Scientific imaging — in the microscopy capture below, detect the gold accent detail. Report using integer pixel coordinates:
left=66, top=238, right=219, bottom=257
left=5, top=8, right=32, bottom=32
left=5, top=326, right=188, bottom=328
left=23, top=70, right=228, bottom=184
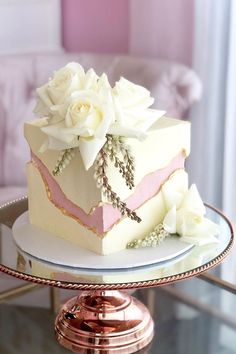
left=46, top=187, right=52, bottom=200
left=29, top=150, right=186, bottom=237
left=17, top=252, right=26, bottom=272
left=31, top=150, right=186, bottom=216
left=102, top=168, right=186, bottom=235
left=61, top=208, right=67, bottom=215
left=88, top=149, right=187, bottom=213
left=33, top=164, right=103, bottom=238
left=30, top=157, right=186, bottom=238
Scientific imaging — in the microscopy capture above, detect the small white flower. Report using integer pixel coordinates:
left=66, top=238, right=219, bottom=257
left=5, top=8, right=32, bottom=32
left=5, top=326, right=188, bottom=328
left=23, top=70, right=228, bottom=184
left=162, top=184, right=219, bottom=245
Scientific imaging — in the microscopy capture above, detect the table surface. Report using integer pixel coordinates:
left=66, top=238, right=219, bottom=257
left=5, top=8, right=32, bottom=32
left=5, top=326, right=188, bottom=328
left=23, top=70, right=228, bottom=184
left=0, top=278, right=236, bottom=354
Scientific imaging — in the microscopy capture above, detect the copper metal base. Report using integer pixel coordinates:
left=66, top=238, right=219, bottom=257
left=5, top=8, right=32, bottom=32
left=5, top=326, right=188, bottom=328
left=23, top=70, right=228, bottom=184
left=55, top=290, right=154, bottom=353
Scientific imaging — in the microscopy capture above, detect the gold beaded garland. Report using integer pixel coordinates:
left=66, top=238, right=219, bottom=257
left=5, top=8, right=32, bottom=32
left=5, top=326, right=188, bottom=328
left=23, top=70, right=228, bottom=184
left=127, top=223, right=171, bottom=249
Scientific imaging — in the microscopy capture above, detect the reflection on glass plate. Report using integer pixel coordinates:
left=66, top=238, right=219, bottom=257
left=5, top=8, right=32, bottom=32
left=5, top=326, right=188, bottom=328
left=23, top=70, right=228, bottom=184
left=0, top=204, right=233, bottom=287
left=12, top=211, right=194, bottom=270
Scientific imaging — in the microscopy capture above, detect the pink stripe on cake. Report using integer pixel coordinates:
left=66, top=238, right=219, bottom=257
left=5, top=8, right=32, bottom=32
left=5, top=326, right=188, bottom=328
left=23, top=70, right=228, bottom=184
left=32, top=152, right=185, bottom=234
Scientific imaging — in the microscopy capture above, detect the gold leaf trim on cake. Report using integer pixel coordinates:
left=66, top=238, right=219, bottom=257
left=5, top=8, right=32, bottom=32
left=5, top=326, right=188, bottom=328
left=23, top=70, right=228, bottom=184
left=102, top=168, right=186, bottom=235
left=32, top=161, right=185, bottom=238
left=88, top=149, right=186, bottom=214
left=30, top=152, right=186, bottom=237
left=31, top=160, right=103, bottom=238
left=33, top=148, right=186, bottom=216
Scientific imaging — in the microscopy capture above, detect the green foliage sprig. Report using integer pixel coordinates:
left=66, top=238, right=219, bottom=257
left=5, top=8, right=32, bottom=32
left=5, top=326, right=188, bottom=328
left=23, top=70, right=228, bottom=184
left=94, top=137, right=141, bottom=223
left=52, top=148, right=75, bottom=176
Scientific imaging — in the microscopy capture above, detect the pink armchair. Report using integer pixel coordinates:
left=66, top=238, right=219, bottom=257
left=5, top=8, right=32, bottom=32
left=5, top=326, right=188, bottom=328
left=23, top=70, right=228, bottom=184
left=0, top=53, right=201, bottom=204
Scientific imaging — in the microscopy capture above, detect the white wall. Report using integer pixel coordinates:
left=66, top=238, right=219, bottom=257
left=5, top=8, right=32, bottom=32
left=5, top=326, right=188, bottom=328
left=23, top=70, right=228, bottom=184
left=0, top=0, right=61, bottom=55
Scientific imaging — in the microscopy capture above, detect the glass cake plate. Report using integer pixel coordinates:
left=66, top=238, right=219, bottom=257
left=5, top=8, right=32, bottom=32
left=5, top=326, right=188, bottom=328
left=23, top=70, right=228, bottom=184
left=0, top=197, right=233, bottom=354
left=12, top=211, right=194, bottom=270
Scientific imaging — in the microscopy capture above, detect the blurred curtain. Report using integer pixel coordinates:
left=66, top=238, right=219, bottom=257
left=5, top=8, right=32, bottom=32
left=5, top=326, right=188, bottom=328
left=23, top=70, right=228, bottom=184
left=189, top=1, right=236, bottom=352
left=189, top=0, right=236, bottom=220
left=129, top=0, right=194, bottom=67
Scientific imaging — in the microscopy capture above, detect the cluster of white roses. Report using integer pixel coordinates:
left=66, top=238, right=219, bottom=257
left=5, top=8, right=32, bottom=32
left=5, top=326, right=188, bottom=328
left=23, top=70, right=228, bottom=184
left=34, top=62, right=165, bottom=170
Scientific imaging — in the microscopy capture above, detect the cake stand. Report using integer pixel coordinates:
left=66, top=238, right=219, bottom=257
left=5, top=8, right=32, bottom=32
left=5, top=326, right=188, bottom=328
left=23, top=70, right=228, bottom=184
left=0, top=198, right=234, bottom=353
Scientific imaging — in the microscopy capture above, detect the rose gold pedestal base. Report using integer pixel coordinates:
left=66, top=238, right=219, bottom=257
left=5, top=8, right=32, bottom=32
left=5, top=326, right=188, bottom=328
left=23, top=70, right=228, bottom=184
left=55, top=290, right=154, bottom=353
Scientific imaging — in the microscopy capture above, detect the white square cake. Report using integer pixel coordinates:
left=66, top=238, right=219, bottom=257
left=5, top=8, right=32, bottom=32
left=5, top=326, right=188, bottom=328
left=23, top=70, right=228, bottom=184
left=24, top=62, right=219, bottom=255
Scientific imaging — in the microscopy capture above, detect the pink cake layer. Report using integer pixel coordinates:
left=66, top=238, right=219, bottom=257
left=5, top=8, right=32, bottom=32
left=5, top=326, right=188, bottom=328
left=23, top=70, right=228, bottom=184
left=31, top=152, right=185, bottom=235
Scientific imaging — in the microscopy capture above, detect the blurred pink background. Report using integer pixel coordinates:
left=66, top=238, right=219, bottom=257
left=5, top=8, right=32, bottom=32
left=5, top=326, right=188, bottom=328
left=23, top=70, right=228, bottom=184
left=0, top=0, right=200, bottom=194
left=62, top=0, right=194, bottom=66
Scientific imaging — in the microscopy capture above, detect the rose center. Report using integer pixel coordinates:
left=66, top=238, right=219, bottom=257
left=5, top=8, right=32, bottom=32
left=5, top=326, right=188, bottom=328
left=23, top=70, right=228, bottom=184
left=70, top=102, right=103, bottom=137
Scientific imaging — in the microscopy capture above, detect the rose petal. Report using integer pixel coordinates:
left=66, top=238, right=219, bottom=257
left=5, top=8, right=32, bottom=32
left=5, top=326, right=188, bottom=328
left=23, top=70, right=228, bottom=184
left=191, top=217, right=220, bottom=237
left=176, top=210, right=219, bottom=245
left=114, top=78, right=152, bottom=107
left=66, top=62, right=85, bottom=76
left=98, top=73, right=111, bottom=91
left=48, top=113, right=65, bottom=125
left=41, top=122, right=76, bottom=145
left=79, top=137, right=106, bottom=170
left=162, top=187, right=185, bottom=211
left=34, top=99, right=50, bottom=117
left=180, top=184, right=206, bottom=216
left=36, top=85, right=54, bottom=108
left=95, top=108, right=114, bottom=139
left=163, top=206, right=177, bottom=233
left=84, top=68, right=99, bottom=90
left=176, top=209, right=202, bottom=237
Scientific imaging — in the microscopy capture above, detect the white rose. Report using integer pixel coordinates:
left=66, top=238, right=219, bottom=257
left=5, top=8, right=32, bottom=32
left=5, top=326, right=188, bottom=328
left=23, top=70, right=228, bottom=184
left=41, top=73, right=115, bottom=170
left=48, top=63, right=84, bottom=103
left=37, top=63, right=165, bottom=170
left=162, top=184, right=219, bottom=245
left=34, top=62, right=87, bottom=117
left=108, top=77, right=165, bottom=138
